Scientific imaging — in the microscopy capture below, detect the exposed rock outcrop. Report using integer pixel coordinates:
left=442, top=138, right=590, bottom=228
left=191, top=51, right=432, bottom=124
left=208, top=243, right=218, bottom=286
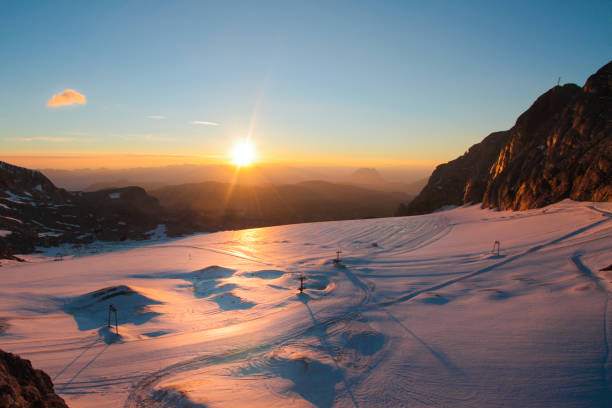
left=0, top=349, right=68, bottom=407
left=0, top=161, right=214, bottom=260
left=398, top=60, right=611, bottom=215
left=398, top=131, right=510, bottom=215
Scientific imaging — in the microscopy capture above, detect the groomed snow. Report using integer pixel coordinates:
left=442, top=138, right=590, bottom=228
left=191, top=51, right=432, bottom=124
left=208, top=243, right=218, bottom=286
left=0, top=200, right=610, bottom=407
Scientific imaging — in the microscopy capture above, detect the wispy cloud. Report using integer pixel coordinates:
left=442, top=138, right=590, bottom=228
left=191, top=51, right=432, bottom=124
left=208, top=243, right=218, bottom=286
left=190, top=120, right=219, bottom=126
left=5, top=137, right=74, bottom=142
left=113, top=133, right=172, bottom=142
left=46, top=89, right=86, bottom=107
left=63, top=130, right=88, bottom=136
left=147, top=115, right=166, bottom=120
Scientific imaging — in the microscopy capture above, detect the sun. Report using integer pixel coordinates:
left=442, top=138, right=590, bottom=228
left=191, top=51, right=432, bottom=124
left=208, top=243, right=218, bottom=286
left=231, top=139, right=256, bottom=167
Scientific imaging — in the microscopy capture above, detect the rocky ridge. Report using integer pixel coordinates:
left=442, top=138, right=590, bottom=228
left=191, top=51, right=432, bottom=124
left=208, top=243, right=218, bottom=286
left=0, top=161, right=212, bottom=260
left=0, top=349, right=69, bottom=407
left=398, top=60, right=611, bottom=215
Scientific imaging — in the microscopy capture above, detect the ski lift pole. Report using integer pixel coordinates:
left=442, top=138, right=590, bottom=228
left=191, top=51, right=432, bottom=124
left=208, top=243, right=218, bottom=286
left=334, top=248, right=342, bottom=264
left=492, top=240, right=501, bottom=257
left=108, top=304, right=118, bottom=335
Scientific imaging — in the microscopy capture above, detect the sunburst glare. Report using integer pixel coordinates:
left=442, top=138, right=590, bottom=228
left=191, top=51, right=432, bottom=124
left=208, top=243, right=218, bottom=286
left=230, top=139, right=256, bottom=167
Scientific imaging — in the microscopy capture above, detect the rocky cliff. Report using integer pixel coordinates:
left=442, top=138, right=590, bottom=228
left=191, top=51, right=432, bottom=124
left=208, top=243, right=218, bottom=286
left=0, top=349, right=69, bottom=407
left=398, top=60, right=611, bottom=215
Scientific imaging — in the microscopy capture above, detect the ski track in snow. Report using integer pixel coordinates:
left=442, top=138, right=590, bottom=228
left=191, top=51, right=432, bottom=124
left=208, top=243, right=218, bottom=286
left=571, top=254, right=612, bottom=405
left=123, top=263, right=377, bottom=407
left=1, top=200, right=612, bottom=407
left=382, top=216, right=610, bottom=307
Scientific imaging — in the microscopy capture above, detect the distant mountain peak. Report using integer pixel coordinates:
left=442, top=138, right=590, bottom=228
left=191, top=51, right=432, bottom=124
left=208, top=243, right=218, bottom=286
left=347, top=168, right=387, bottom=185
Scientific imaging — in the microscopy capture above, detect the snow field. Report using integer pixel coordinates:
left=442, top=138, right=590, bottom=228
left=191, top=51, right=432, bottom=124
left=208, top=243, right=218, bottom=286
left=0, top=200, right=610, bottom=407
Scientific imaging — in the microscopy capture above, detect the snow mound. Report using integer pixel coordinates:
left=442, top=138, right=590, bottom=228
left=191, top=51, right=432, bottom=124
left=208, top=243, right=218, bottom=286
left=145, top=387, right=208, bottom=408
left=421, top=292, right=451, bottom=305
left=98, top=325, right=128, bottom=344
left=342, top=331, right=386, bottom=356
left=63, top=285, right=162, bottom=331
left=243, top=270, right=285, bottom=279
left=305, top=274, right=333, bottom=291
left=180, top=265, right=235, bottom=280
left=238, top=346, right=343, bottom=408
left=212, top=292, right=256, bottom=310
left=0, top=317, right=9, bottom=335
left=477, top=288, right=512, bottom=300
left=171, top=266, right=237, bottom=299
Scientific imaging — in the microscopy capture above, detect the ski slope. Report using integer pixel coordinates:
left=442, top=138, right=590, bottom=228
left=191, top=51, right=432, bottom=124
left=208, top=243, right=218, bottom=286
left=1, top=200, right=611, bottom=407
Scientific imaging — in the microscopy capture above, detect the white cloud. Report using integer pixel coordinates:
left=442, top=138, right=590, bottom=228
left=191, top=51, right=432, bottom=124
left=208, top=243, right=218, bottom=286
left=190, top=120, right=219, bottom=126
left=147, top=115, right=166, bottom=120
left=46, top=89, right=86, bottom=107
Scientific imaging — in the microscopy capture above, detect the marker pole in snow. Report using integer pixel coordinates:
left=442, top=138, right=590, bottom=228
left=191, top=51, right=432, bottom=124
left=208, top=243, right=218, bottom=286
left=334, top=249, right=342, bottom=264
left=108, top=304, right=118, bottom=335
left=298, top=276, right=306, bottom=293
left=492, top=240, right=501, bottom=257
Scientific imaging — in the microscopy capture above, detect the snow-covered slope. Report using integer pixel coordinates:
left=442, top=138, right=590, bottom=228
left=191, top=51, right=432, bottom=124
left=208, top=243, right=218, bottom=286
left=0, top=200, right=611, bottom=407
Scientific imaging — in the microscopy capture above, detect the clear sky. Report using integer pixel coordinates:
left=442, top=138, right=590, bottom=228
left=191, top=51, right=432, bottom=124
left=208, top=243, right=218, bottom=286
left=1, top=0, right=610, bottom=169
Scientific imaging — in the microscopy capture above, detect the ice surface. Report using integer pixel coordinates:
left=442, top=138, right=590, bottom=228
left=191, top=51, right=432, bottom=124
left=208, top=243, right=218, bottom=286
left=0, top=199, right=610, bottom=407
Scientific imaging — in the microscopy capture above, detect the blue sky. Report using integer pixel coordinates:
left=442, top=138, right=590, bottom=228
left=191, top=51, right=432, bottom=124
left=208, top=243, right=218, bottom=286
left=1, top=0, right=610, bottom=168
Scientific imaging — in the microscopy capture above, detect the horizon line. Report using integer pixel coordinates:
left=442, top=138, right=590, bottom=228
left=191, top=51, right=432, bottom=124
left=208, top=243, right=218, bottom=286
left=0, top=153, right=441, bottom=170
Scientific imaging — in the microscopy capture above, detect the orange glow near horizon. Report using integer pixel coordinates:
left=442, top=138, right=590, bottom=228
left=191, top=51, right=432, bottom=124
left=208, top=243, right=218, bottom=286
left=0, top=153, right=225, bottom=170
left=0, top=152, right=439, bottom=171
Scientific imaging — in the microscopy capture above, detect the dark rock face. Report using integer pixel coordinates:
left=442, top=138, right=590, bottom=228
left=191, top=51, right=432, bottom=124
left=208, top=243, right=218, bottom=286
left=0, top=163, right=165, bottom=259
left=0, top=349, right=69, bottom=407
left=399, top=60, right=612, bottom=215
left=399, top=131, right=510, bottom=215
left=0, top=162, right=72, bottom=203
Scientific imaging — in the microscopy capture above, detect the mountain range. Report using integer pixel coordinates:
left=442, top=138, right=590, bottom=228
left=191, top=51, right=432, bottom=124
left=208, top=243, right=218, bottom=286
left=0, top=162, right=413, bottom=260
left=150, top=180, right=412, bottom=228
left=42, top=164, right=428, bottom=195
